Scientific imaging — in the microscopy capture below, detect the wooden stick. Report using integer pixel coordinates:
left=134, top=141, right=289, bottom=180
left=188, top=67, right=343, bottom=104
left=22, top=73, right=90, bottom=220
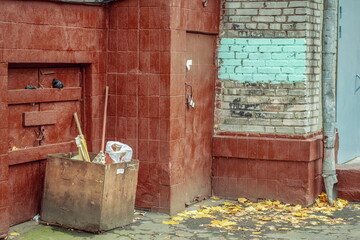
left=74, top=112, right=83, bottom=135
left=101, top=86, right=109, bottom=152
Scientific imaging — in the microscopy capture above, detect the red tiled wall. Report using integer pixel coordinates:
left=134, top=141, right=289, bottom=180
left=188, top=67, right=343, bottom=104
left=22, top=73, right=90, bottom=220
left=0, top=64, right=9, bottom=237
left=109, top=0, right=219, bottom=214
left=0, top=0, right=107, bottom=235
left=212, top=135, right=323, bottom=205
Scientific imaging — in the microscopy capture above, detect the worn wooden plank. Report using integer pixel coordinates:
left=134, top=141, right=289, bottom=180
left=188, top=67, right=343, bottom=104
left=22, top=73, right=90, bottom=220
left=23, top=111, right=57, bottom=126
left=41, top=155, right=139, bottom=233
left=8, top=87, right=81, bottom=105
left=8, top=142, right=75, bottom=165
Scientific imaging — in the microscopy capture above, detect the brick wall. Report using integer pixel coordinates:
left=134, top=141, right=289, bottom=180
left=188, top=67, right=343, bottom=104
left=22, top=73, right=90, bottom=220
left=215, top=0, right=323, bottom=135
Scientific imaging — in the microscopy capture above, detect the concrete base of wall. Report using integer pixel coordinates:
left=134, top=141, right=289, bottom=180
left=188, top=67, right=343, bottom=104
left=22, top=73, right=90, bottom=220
left=212, top=134, right=323, bottom=205
left=337, top=163, right=360, bottom=201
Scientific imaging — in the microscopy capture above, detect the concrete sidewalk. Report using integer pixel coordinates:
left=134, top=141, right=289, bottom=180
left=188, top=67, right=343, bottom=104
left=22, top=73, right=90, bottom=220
left=6, top=198, right=360, bottom=240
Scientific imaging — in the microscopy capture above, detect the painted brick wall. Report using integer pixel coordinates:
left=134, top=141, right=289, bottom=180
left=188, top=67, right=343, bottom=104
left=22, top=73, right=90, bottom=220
left=215, top=0, right=323, bottom=135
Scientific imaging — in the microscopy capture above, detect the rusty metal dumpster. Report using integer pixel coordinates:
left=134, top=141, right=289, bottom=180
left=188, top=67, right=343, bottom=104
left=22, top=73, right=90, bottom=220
left=41, top=153, right=139, bottom=233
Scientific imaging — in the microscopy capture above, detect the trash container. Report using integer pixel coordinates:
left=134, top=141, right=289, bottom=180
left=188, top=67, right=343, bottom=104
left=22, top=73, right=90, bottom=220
left=41, top=153, right=139, bottom=233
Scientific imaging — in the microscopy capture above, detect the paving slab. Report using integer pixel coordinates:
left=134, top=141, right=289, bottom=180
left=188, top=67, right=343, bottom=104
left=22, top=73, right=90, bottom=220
left=5, top=198, right=360, bottom=240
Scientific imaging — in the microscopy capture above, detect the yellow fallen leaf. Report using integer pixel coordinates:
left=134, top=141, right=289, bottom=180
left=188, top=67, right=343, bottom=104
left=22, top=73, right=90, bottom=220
left=223, top=202, right=235, bottom=206
left=10, top=232, right=20, bottom=236
left=252, top=232, right=262, bottom=235
left=237, top=198, right=248, bottom=203
left=171, top=216, right=184, bottom=221
left=210, top=219, right=237, bottom=227
left=162, top=220, right=179, bottom=225
left=278, top=228, right=291, bottom=231
left=211, top=196, right=221, bottom=200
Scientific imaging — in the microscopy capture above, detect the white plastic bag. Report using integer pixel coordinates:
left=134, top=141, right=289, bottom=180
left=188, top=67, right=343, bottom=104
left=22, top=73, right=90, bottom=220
left=106, top=141, right=133, bottom=163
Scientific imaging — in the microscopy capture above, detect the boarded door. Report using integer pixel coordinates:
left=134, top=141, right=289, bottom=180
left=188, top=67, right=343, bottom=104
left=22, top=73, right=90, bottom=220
left=337, top=0, right=360, bottom=163
left=184, top=33, right=216, bottom=204
left=8, top=66, right=82, bottom=225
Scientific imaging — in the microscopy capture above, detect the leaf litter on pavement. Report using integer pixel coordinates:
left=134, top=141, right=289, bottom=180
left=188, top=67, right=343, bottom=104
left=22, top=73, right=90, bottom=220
left=162, top=192, right=351, bottom=234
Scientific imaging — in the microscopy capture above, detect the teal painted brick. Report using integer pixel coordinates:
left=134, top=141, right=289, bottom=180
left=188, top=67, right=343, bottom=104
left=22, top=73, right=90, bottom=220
left=218, top=73, right=230, bottom=79
left=275, top=74, right=289, bottom=81
left=235, top=67, right=257, bottom=74
left=218, top=66, right=227, bottom=74
left=266, top=60, right=288, bottom=67
left=220, top=38, right=235, bottom=45
left=295, top=38, right=306, bottom=44
left=249, top=53, right=271, bottom=60
left=283, top=46, right=306, bottom=52
left=222, top=59, right=241, bottom=66
left=259, top=46, right=283, bottom=52
left=235, top=53, right=249, bottom=59
left=271, top=39, right=295, bottom=45
left=258, top=67, right=281, bottom=74
left=229, top=74, right=252, bottom=81
left=218, top=45, right=230, bottom=52
left=296, top=53, right=306, bottom=59
left=248, top=39, right=271, bottom=45
left=219, top=52, right=235, bottom=59
left=235, top=38, right=248, bottom=44
left=289, top=75, right=306, bottom=81
left=230, top=45, right=244, bottom=52
left=281, top=67, right=295, bottom=74
left=226, top=67, right=235, bottom=73
left=287, top=60, right=306, bottom=67
left=294, top=67, right=306, bottom=74
left=217, top=37, right=307, bottom=82
left=253, top=74, right=275, bottom=81
left=243, top=46, right=259, bottom=52
left=271, top=53, right=295, bottom=60
left=243, top=60, right=266, bottom=67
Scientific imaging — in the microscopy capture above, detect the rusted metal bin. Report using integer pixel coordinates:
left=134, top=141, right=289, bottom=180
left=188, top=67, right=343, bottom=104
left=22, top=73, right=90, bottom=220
left=41, top=153, right=139, bottom=233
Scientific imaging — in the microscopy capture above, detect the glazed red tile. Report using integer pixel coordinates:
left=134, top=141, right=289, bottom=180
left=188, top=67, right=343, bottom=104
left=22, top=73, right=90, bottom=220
left=148, top=140, right=160, bottom=162
left=138, top=140, right=149, bottom=161
left=138, top=118, right=149, bottom=139
left=150, top=52, right=160, bottom=74
left=126, top=117, right=138, bottom=139
left=126, top=95, right=138, bottom=117
left=138, top=96, right=149, bottom=118
left=138, top=74, right=149, bottom=96
left=149, top=7, right=162, bottom=29
left=149, top=118, right=160, bottom=140
left=127, top=51, right=138, bottom=72
left=148, top=97, right=159, bottom=118
left=116, top=117, right=127, bottom=139
left=127, top=74, right=138, bottom=95
left=139, top=51, right=151, bottom=73
left=148, top=75, right=160, bottom=96
left=128, top=7, right=139, bottom=29
left=126, top=30, right=138, bottom=51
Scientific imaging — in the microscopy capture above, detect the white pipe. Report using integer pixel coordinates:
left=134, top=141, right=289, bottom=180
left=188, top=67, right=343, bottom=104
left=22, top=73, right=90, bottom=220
left=322, top=0, right=338, bottom=205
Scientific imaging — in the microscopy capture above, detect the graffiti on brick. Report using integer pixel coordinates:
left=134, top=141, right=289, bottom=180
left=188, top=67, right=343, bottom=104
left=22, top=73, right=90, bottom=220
left=230, top=98, right=260, bottom=117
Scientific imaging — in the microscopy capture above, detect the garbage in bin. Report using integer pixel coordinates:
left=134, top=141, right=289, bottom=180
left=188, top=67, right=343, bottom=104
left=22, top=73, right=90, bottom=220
left=106, top=141, right=133, bottom=163
left=41, top=153, right=139, bottom=233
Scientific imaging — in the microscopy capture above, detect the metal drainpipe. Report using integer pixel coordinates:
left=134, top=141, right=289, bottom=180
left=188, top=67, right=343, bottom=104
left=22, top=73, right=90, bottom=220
left=322, top=0, right=338, bottom=205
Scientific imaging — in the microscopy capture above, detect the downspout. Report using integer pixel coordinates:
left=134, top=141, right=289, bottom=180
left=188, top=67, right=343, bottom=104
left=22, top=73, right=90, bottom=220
left=322, top=0, right=338, bottom=205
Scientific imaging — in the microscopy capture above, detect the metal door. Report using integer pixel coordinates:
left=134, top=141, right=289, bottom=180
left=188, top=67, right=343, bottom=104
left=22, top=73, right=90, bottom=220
left=337, top=0, right=360, bottom=163
left=8, top=67, right=82, bottom=225
left=184, top=33, right=216, bottom=204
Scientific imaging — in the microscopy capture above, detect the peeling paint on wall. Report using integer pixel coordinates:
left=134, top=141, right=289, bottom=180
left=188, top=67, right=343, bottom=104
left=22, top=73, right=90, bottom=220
left=218, top=38, right=306, bottom=83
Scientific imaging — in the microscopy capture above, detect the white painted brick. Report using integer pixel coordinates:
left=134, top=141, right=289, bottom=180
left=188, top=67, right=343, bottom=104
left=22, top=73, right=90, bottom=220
left=264, top=2, right=288, bottom=8
left=241, top=2, right=265, bottom=8
left=275, top=127, right=295, bottom=134
left=236, top=9, right=258, bottom=15
left=225, top=2, right=241, bottom=9
left=252, top=16, right=275, bottom=22
left=259, top=9, right=282, bottom=16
